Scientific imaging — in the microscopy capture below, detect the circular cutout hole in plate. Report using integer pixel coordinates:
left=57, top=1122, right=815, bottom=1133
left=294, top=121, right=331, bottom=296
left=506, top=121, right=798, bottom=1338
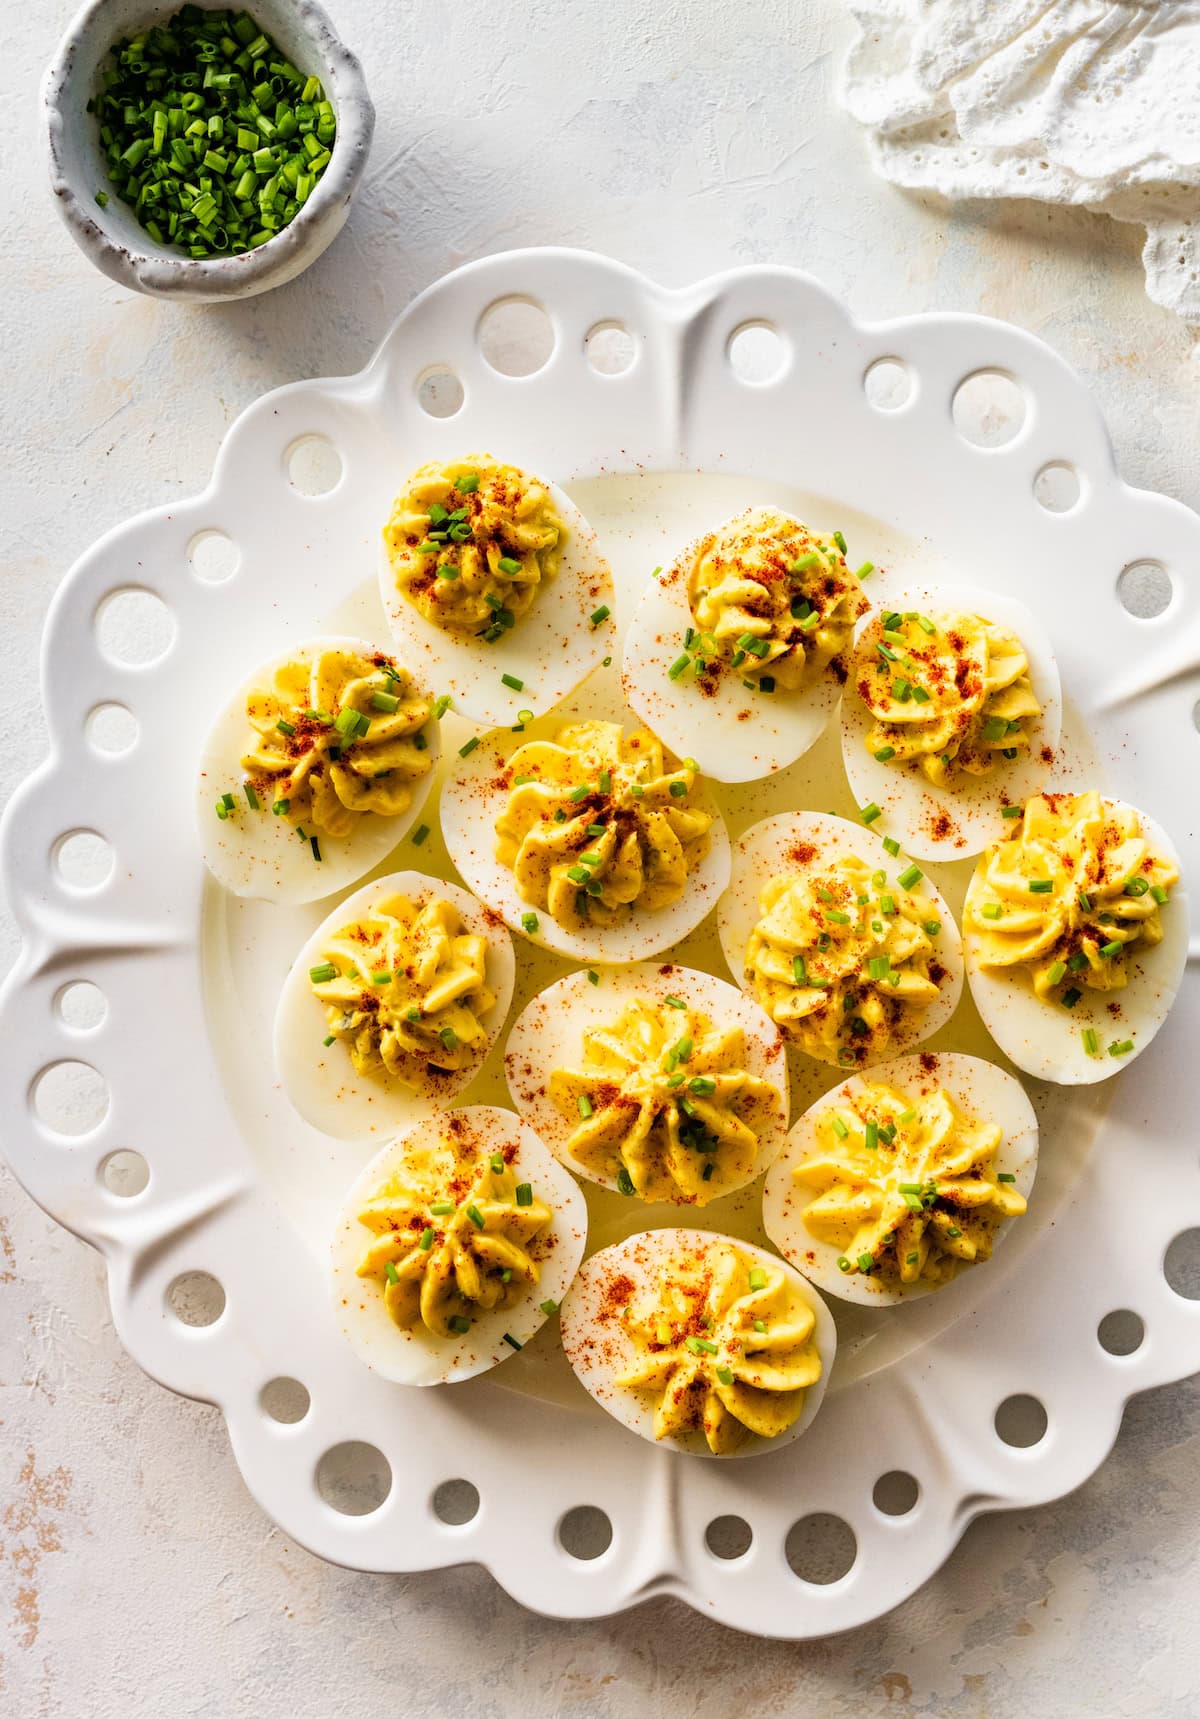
left=166, top=1270, right=226, bottom=1328
left=260, top=1376, right=311, bottom=1424
left=53, top=829, right=114, bottom=891
left=285, top=436, right=343, bottom=497
left=705, top=1514, right=753, bottom=1560
left=994, top=1393, right=1048, bottom=1448
left=1097, top=1309, right=1145, bottom=1356
left=94, top=588, right=175, bottom=669
left=30, top=1060, right=109, bottom=1138
left=431, top=1478, right=480, bottom=1526
left=1117, top=560, right=1173, bottom=620
left=316, top=1442, right=392, bottom=1516
left=56, top=979, right=107, bottom=1032
left=872, top=1470, right=920, bottom=1517
left=863, top=357, right=913, bottom=411
left=584, top=321, right=636, bottom=375
left=557, top=1504, right=613, bottom=1561
left=478, top=298, right=555, bottom=378
left=187, top=530, right=240, bottom=583
left=1164, top=1228, right=1200, bottom=1300
left=727, top=321, right=788, bottom=385
left=86, top=703, right=138, bottom=756
left=785, top=1513, right=857, bottom=1585
left=99, top=1149, right=149, bottom=1197
left=415, top=367, right=464, bottom=418
left=951, top=370, right=1027, bottom=448
left=1033, top=461, right=1081, bottom=513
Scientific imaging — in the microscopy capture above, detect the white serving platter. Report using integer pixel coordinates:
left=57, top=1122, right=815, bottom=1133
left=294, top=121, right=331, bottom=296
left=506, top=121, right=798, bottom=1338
left=2, top=248, right=1199, bottom=1638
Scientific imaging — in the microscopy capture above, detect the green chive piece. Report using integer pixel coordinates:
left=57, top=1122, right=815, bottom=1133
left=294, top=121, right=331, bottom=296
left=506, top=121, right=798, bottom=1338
left=831, top=1115, right=849, bottom=1140
left=458, top=736, right=480, bottom=757
left=1061, top=987, right=1082, bottom=1009
left=1100, top=939, right=1123, bottom=959
left=322, top=1034, right=335, bottom=1047
left=1123, top=875, right=1150, bottom=897
left=715, top=1366, right=734, bottom=1386
left=882, top=836, right=901, bottom=857
left=1151, top=884, right=1169, bottom=905
left=272, top=799, right=289, bottom=816
left=516, top=709, right=534, bottom=726
left=856, top=561, right=874, bottom=580
left=411, top=823, right=430, bottom=846
left=873, top=746, right=896, bottom=763
left=1108, top=1038, right=1134, bottom=1057
left=429, top=1202, right=455, bottom=1216
left=589, top=604, right=610, bottom=626
left=308, top=961, right=336, bottom=984
left=617, top=1167, right=635, bottom=1196
left=243, top=783, right=260, bottom=810
left=747, top=1266, right=767, bottom=1291
left=832, top=530, right=847, bottom=554
left=686, top=1336, right=719, bottom=1356
left=1082, top=1027, right=1100, bottom=1056
left=370, top=968, right=390, bottom=986
left=861, top=802, right=882, bottom=825
left=497, top=557, right=521, bottom=575
left=515, top=1183, right=533, bottom=1206
left=1002, top=804, right=1022, bottom=819
left=837, top=1256, right=852, bottom=1272
left=541, top=1299, right=559, bottom=1316
left=439, top=1026, right=459, bottom=1051
left=501, top=672, right=524, bottom=691
left=371, top=689, right=400, bottom=713
left=465, top=1203, right=485, bottom=1229
left=384, top=1261, right=400, bottom=1285
left=448, top=1315, right=471, bottom=1335
left=418, top=1226, right=435, bottom=1251
left=857, top=1252, right=874, bottom=1272
left=896, top=863, right=923, bottom=890
left=864, top=1121, right=879, bottom=1151
left=521, top=912, right=539, bottom=934
left=490, top=1153, right=505, bottom=1173
left=1078, top=890, right=1093, bottom=911
left=664, top=996, right=686, bottom=1009
left=276, top=718, right=295, bottom=736
left=587, top=970, right=600, bottom=986
left=982, top=902, right=1003, bottom=920
left=577, top=1094, right=593, bottom=1120
left=1028, top=878, right=1054, bottom=895
left=1047, top=959, right=1067, bottom=985
left=668, top=653, right=691, bottom=680
left=455, top=472, right=480, bottom=493
left=432, top=694, right=452, bottom=719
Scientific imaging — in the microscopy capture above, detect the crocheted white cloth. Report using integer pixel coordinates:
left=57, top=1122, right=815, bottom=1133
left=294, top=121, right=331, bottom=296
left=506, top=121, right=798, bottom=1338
left=841, top=0, right=1200, bottom=324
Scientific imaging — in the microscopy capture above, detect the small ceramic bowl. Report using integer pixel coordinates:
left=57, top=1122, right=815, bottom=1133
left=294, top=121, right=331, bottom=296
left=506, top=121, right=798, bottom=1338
left=43, top=0, right=375, bottom=301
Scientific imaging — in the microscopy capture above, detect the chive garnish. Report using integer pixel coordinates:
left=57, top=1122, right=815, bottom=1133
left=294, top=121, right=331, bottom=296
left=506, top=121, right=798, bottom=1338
left=874, top=746, right=896, bottom=762
left=1061, top=987, right=1082, bottom=1009
left=856, top=561, right=874, bottom=580
left=1047, top=960, right=1067, bottom=986
left=521, top=912, right=539, bottom=933
left=1002, top=804, right=1022, bottom=819
left=272, top=798, right=289, bottom=816
left=685, top=1336, right=719, bottom=1356
left=587, top=970, right=600, bottom=986
left=668, top=653, right=691, bottom=680
left=515, top=1183, right=533, bottom=1206
left=882, top=836, right=901, bottom=857
left=1082, top=1027, right=1100, bottom=1056
left=448, top=1315, right=471, bottom=1335
left=981, top=902, right=1002, bottom=920
left=857, top=1252, right=874, bottom=1272
left=861, top=802, right=882, bottom=825
left=617, top=1167, right=635, bottom=1196
left=411, top=823, right=430, bottom=846
left=455, top=472, right=480, bottom=493
left=465, top=1203, right=485, bottom=1229
left=501, top=672, right=524, bottom=692
left=1028, top=878, right=1053, bottom=894
left=664, top=995, right=686, bottom=1009
left=322, top=1034, right=335, bottom=1047
left=276, top=718, right=295, bottom=736
left=418, top=1226, right=435, bottom=1251
left=896, top=863, right=923, bottom=890
left=1109, top=1039, right=1134, bottom=1057
left=715, top=1366, right=734, bottom=1386
left=371, top=689, right=400, bottom=714
left=1100, top=939, right=1123, bottom=959
left=837, top=1256, right=851, bottom=1272
left=432, top=694, right=452, bottom=719
left=429, top=1201, right=455, bottom=1216
left=1151, top=884, right=1169, bottom=905
left=384, top=1261, right=400, bottom=1285
left=864, top=1122, right=878, bottom=1150
left=308, top=962, right=336, bottom=984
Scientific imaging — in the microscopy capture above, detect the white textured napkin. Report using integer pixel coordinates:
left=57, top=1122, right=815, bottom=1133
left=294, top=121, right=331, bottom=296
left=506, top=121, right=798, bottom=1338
left=840, top=0, right=1200, bottom=324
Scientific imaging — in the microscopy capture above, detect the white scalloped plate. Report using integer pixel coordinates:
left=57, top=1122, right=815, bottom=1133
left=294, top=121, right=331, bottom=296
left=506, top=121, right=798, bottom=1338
left=3, top=249, right=1199, bottom=1639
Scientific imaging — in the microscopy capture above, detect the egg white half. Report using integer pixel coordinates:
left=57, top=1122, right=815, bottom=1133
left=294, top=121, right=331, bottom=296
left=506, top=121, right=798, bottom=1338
left=717, top=810, right=964, bottom=1064
left=621, top=510, right=854, bottom=782
left=274, top=870, right=515, bottom=1140
left=330, top=1105, right=588, bottom=1386
left=840, top=585, right=1063, bottom=863
left=559, top=1227, right=837, bottom=1458
left=439, top=699, right=731, bottom=964
left=196, top=634, right=440, bottom=904
left=964, top=798, right=1189, bottom=1085
left=504, top=961, right=789, bottom=1202
left=762, top=1051, right=1038, bottom=1307
left=377, top=476, right=616, bottom=730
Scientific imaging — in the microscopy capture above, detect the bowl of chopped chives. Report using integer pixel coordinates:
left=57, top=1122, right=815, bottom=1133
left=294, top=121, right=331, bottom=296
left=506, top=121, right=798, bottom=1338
left=43, top=1, right=374, bottom=300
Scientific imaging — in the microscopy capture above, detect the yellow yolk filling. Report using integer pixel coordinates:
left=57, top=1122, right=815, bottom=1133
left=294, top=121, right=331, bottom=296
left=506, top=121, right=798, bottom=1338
left=685, top=508, right=867, bottom=691
left=310, top=895, right=496, bottom=1081
left=383, top=454, right=564, bottom=639
left=745, top=852, right=943, bottom=1066
left=548, top=998, right=780, bottom=1205
left=854, top=609, right=1042, bottom=787
left=796, top=1081, right=1026, bottom=1290
left=494, top=720, right=713, bottom=930
left=241, top=646, right=432, bottom=839
left=617, top=1241, right=821, bottom=1454
left=355, top=1131, right=551, bottom=1338
left=965, top=792, right=1177, bottom=998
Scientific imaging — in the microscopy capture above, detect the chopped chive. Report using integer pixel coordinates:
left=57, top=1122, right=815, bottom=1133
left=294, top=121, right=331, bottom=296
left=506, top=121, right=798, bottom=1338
left=748, top=1266, right=767, bottom=1291
left=1061, top=987, right=1082, bottom=1009
left=490, top=1153, right=505, bottom=1173
left=668, top=653, right=691, bottom=680
left=465, top=1203, right=485, bottom=1229
left=243, top=783, right=260, bottom=810
left=497, top=557, right=522, bottom=575
left=688, top=1075, right=717, bottom=1097
left=832, top=530, right=848, bottom=554
left=896, top=864, right=923, bottom=890
left=837, top=1256, right=851, bottom=1272
left=715, top=1366, right=734, bottom=1386
left=384, top=1261, right=400, bottom=1285
left=923, top=919, right=941, bottom=937
left=448, top=1315, right=471, bottom=1335
left=997, top=1172, right=1016, bottom=1184
left=876, top=641, right=898, bottom=663
left=587, top=970, right=600, bottom=986
left=370, top=968, right=390, bottom=985
left=501, top=672, right=524, bottom=692
left=792, top=955, right=807, bottom=986
left=685, top=1336, right=719, bottom=1356
left=322, top=1034, right=335, bottom=1047
left=1109, top=1038, right=1134, bottom=1057
left=981, top=902, right=1003, bottom=920
left=517, top=709, right=534, bottom=725
left=272, top=798, right=289, bottom=816
left=857, top=1252, right=874, bottom=1272
left=433, top=694, right=452, bottom=719
left=439, top=1026, right=459, bottom=1050
left=276, top=718, right=295, bottom=736
left=501, top=1332, right=523, bottom=1352
left=1002, top=804, right=1022, bottom=819
left=1151, top=884, right=1169, bottom=905
left=515, top=1183, right=533, bottom=1206
left=371, top=689, right=400, bottom=713
left=826, top=909, right=851, bottom=925
left=1028, top=878, right=1053, bottom=895
left=308, top=962, right=336, bottom=984
left=429, top=1201, right=456, bottom=1216
left=856, top=561, right=874, bottom=580
left=577, top=1094, right=593, bottom=1120
left=455, top=472, right=480, bottom=493
left=616, top=1167, right=635, bottom=1196
left=1078, top=890, right=1092, bottom=911
left=879, top=893, right=896, bottom=916
left=1082, top=1027, right=1100, bottom=1057
left=521, top=912, right=539, bottom=934
left=861, top=802, right=882, bottom=825
left=831, top=1115, right=849, bottom=1140
left=411, top=823, right=430, bottom=846
left=874, top=746, right=896, bottom=762
left=540, top=1299, right=560, bottom=1317
left=864, top=1121, right=879, bottom=1150
left=1047, top=959, right=1067, bottom=985
left=882, top=836, right=901, bottom=857
left=1100, top=939, right=1123, bottom=959
left=406, top=1008, right=421, bottom=1022
left=1123, top=875, right=1150, bottom=897
left=589, top=604, right=611, bottom=626
left=1067, top=951, right=1088, bottom=970
left=599, top=770, right=613, bottom=792
left=418, top=1226, right=435, bottom=1251
left=663, top=995, right=686, bottom=1009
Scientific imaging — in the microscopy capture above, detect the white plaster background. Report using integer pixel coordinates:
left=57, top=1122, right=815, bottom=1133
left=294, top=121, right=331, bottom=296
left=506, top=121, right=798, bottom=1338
left=2, top=1, right=1199, bottom=1713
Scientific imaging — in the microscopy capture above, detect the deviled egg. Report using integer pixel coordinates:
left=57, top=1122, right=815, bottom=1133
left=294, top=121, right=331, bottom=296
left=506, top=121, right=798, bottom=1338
left=560, top=1228, right=836, bottom=1457
left=963, top=791, right=1187, bottom=1083
left=762, top=1051, right=1037, bottom=1306
left=440, top=709, right=730, bottom=963
left=840, top=587, right=1062, bottom=861
left=197, top=636, right=439, bottom=902
left=331, top=1105, right=587, bottom=1385
left=275, top=872, right=515, bottom=1139
left=622, top=507, right=870, bottom=782
left=505, top=962, right=788, bottom=1206
left=379, top=454, right=616, bottom=729
left=718, top=811, right=963, bottom=1068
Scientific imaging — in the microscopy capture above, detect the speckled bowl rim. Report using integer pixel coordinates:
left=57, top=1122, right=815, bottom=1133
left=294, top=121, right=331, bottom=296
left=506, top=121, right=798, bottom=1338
left=42, top=0, right=375, bottom=299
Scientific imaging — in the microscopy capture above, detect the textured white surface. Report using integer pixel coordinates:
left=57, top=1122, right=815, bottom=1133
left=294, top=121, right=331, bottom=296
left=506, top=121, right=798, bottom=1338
left=3, top=0, right=1200, bottom=1711
left=841, top=0, right=1200, bottom=326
